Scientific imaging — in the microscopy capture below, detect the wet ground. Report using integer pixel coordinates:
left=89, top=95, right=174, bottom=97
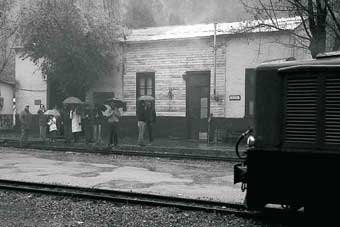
left=0, top=146, right=245, bottom=204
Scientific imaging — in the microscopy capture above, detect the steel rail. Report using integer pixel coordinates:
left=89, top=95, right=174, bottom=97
left=0, top=179, right=304, bottom=224
left=0, top=139, right=240, bottom=162
left=0, top=179, right=252, bottom=216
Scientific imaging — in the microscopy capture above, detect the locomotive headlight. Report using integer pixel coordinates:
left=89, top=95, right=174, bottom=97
left=247, top=135, right=255, bottom=147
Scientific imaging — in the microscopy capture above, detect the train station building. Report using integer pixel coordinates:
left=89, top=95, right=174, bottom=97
left=10, top=17, right=311, bottom=141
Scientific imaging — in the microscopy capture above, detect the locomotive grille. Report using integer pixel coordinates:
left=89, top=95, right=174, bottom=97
left=324, top=77, right=340, bottom=145
left=284, top=77, right=318, bottom=143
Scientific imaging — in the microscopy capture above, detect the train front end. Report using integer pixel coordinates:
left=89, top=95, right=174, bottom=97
left=234, top=52, right=340, bottom=211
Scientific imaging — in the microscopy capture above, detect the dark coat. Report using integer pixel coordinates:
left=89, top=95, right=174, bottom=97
left=19, top=110, right=31, bottom=129
left=136, top=102, right=146, bottom=121
left=145, top=105, right=156, bottom=123
left=137, top=103, right=156, bottom=123
left=37, top=109, right=48, bottom=126
left=93, top=106, right=105, bottom=125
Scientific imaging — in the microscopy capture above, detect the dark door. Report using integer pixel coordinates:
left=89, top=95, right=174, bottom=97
left=185, top=71, right=210, bottom=140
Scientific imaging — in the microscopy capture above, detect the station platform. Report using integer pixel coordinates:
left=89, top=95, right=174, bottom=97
left=0, top=146, right=245, bottom=204
left=0, top=131, right=244, bottom=160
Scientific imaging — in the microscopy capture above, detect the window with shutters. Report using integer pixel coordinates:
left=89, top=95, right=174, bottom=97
left=136, top=72, right=155, bottom=99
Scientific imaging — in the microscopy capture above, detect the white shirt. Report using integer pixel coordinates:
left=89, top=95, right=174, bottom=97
left=70, top=110, right=82, bottom=133
left=48, top=117, right=57, bottom=132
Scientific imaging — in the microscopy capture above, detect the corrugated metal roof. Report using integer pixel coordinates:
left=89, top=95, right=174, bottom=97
left=126, top=17, right=302, bottom=42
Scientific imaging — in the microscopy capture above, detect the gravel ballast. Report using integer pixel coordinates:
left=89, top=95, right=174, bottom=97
left=0, top=190, right=289, bottom=227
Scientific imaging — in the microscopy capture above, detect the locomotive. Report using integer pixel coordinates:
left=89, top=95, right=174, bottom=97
left=234, top=52, right=340, bottom=213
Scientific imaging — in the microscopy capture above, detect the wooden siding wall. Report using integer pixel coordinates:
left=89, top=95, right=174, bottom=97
left=15, top=52, right=47, bottom=114
left=123, top=38, right=226, bottom=117
left=0, top=83, right=14, bottom=115
left=224, top=32, right=310, bottom=118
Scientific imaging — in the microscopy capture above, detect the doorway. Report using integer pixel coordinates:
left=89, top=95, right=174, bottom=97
left=185, top=71, right=210, bottom=140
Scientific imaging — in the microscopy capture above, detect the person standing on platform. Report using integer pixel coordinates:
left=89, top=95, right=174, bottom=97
left=70, top=107, right=82, bottom=143
left=47, top=115, right=57, bottom=142
left=93, top=104, right=104, bottom=145
left=19, top=105, right=31, bottom=147
left=107, top=103, right=121, bottom=148
left=144, top=101, right=156, bottom=145
left=37, top=104, right=47, bottom=142
left=136, top=100, right=146, bottom=146
left=62, top=105, right=72, bottom=144
left=83, top=104, right=93, bottom=144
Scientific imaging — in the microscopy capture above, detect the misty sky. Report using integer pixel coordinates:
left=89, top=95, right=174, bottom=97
left=164, top=0, right=250, bottom=24
left=122, top=0, right=252, bottom=28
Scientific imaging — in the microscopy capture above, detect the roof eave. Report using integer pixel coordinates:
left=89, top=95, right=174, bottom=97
left=123, top=28, right=295, bottom=44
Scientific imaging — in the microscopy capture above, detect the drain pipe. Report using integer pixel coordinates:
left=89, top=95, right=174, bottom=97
left=213, top=22, right=217, bottom=99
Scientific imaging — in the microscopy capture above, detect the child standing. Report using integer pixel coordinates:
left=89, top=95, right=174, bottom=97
left=48, top=115, right=58, bottom=142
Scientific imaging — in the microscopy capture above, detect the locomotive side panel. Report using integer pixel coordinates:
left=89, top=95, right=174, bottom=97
left=280, top=66, right=340, bottom=152
left=254, top=68, right=284, bottom=150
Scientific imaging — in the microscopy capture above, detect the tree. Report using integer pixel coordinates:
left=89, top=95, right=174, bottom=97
left=19, top=0, right=122, bottom=103
left=122, top=0, right=158, bottom=28
left=241, top=0, right=340, bottom=58
left=0, top=0, right=19, bottom=80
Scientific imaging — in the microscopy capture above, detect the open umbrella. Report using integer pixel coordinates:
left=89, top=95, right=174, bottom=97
left=62, top=96, right=83, bottom=104
left=105, top=97, right=126, bottom=108
left=101, top=104, right=113, bottom=117
left=138, top=95, right=155, bottom=101
left=44, top=109, right=61, bottom=117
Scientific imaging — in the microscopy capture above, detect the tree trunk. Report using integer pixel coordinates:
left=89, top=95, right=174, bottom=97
left=309, top=29, right=327, bottom=58
left=307, top=0, right=327, bottom=58
left=332, top=35, right=340, bottom=51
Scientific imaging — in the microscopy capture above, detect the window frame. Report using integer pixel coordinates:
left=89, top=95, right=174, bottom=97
left=136, top=72, right=155, bottom=99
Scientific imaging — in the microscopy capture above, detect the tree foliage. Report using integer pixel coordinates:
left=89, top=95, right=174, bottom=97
left=241, top=0, right=340, bottom=58
left=0, top=0, right=18, bottom=80
left=19, top=0, right=122, bottom=100
left=122, top=0, right=161, bottom=28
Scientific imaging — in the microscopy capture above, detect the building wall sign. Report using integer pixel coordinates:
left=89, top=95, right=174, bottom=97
left=34, top=99, right=41, bottom=105
left=229, top=95, right=241, bottom=101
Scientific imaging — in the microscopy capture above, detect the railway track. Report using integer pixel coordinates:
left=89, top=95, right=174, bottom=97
left=0, top=139, right=240, bottom=162
left=0, top=179, right=248, bottom=215
left=0, top=179, right=303, bottom=223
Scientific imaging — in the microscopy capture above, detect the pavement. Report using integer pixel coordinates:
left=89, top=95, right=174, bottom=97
left=0, top=130, right=247, bottom=205
left=0, top=146, right=245, bottom=204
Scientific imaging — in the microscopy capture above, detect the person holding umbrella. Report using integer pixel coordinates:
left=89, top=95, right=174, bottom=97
left=47, top=115, right=58, bottom=142
left=136, top=100, right=147, bottom=146
left=61, top=104, right=72, bottom=144
left=145, top=100, right=156, bottom=144
left=43, top=107, right=61, bottom=142
left=106, top=102, right=121, bottom=148
left=63, top=97, right=83, bottom=143
left=137, top=95, right=156, bottom=146
left=70, top=106, right=82, bottom=143
left=103, top=97, right=126, bottom=148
